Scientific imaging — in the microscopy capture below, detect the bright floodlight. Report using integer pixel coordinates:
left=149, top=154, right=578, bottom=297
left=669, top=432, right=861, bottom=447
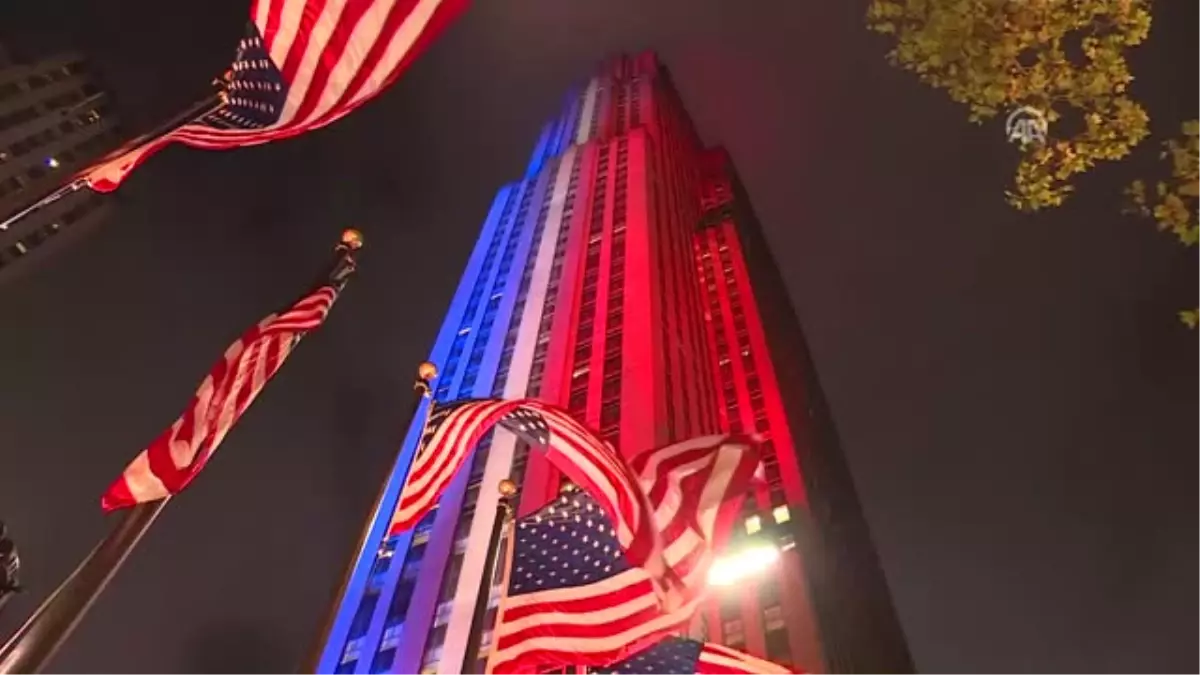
left=707, top=540, right=780, bottom=587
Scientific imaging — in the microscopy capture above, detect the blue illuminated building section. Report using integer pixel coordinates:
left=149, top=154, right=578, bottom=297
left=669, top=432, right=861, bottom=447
left=315, top=68, right=599, bottom=673
left=316, top=148, right=570, bottom=673
left=525, top=85, right=584, bottom=177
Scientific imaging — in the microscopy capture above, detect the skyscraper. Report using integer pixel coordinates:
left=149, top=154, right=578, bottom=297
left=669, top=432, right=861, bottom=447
left=319, top=52, right=911, bottom=675
left=0, top=43, right=120, bottom=284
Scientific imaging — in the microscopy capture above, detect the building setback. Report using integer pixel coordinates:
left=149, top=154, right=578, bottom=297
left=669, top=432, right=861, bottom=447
left=319, top=52, right=912, bottom=675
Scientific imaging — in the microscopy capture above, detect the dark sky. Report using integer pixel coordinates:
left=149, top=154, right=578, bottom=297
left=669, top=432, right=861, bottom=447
left=0, top=1, right=1195, bottom=672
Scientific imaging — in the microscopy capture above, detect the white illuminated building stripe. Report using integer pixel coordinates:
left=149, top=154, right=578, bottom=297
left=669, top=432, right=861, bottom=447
left=576, top=78, right=599, bottom=145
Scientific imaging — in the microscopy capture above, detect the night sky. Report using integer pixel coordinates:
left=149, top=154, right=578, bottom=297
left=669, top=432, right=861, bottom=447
left=0, top=1, right=1195, bottom=672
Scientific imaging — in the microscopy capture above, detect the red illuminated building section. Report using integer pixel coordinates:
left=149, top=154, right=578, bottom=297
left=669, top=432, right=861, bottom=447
left=514, top=53, right=912, bottom=673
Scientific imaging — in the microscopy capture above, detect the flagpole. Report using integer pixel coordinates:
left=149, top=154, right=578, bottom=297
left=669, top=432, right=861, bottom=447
left=482, top=495, right=519, bottom=675
left=0, top=500, right=167, bottom=674
left=0, top=75, right=230, bottom=233
left=0, top=231, right=363, bottom=675
left=463, top=479, right=518, bottom=674
left=297, top=361, right=439, bottom=673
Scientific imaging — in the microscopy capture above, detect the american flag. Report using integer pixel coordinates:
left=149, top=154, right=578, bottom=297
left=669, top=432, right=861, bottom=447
left=101, top=284, right=344, bottom=511
left=388, top=399, right=722, bottom=615
left=591, top=637, right=795, bottom=675
left=389, top=398, right=528, bottom=535
left=486, top=435, right=763, bottom=674
left=390, top=396, right=666, bottom=599
left=501, top=401, right=682, bottom=605
left=81, top=0, right=467, bottom=192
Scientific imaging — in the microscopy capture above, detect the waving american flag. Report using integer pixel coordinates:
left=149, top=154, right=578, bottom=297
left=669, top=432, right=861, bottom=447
left=82, top=0, right=467, bottom=192
left=389, top=398, right=528, bottom=535
left=101, top=240, right=356, bottom=511
left=389, top=398, right=685, bottom=606
left=486, top=435, right=763, bottom=674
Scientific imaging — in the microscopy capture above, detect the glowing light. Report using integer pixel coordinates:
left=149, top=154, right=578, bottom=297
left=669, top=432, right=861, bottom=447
left=707, top=540, right=780, bottom=587
left=46, top=157, right=60, bottom=168
left=772, top=504, right=791, bottom=524
left=744, top=515, right=762, bottom=535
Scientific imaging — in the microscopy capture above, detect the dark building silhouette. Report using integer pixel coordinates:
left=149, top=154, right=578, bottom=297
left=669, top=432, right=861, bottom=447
left=0, top=42, right=120, bottom=284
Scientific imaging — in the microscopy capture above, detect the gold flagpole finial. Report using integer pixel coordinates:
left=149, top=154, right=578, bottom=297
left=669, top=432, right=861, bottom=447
left=340, top=229, right=365, bottom=251
left=498, top=479, right=518, bottom=498
left=417, top=361, right=438, bottom=382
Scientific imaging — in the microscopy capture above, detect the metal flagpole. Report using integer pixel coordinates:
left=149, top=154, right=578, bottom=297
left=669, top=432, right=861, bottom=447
left=0, top=500, right=167, bottom=674
left=482, top=504, right=519, bottom=675
left=0, top=75, right=230, bottom=233
left=463, top=479, right=519, bottom=674
left=0, top=231, right=363, bottom=675
left=298, top=361, right=439, bottom=673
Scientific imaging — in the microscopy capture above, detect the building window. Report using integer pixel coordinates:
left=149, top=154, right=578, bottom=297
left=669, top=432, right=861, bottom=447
left=722, top=618, right=744, bottom=646
left=763, top=604, right=786, bottom=631
left=420, top=624, right=448, bottom=672
left=346, top=593, right=380, bottom=641
left=744, top=514, right=762, bottom=535
left=772, top=504, right=790, bottom=524
left=764, top=625, right=792, bottom=667
left=599, top=399, right=620, bottom=427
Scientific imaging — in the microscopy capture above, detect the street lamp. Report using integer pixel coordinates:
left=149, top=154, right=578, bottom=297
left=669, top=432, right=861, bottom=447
left=707, top=538, right=780, bottom=587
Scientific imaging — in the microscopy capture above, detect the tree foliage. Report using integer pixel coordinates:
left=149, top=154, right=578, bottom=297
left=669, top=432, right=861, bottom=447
left=867, top=0, right=1153, bottom=211
left=1125, top=120, right=1199, bottom=327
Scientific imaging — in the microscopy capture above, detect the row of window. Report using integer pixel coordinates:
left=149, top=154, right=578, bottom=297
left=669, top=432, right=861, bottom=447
left=596, top=139, right=629, bottom=444
left=524, top=152, right=582, bottom=398
left=612, top=80, right=628, bottom=137
left=0, top=61, right=87, bottom=106
left=1, top=108, right=111, bottom=195
left=0, top=193, right=103, bottom=270
left=652, top=117, right=719, bottom=442
left=629, top=76, right=642, bottom=129
left=566, top=148, right=610, bottom=419
left=700, top=228, right=787, bottom=510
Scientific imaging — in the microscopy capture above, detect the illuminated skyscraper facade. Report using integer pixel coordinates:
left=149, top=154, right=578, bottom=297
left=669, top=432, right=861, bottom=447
left=0, top=44, right=120, bottom=283
left=319, top=52, right=911, bottom=675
